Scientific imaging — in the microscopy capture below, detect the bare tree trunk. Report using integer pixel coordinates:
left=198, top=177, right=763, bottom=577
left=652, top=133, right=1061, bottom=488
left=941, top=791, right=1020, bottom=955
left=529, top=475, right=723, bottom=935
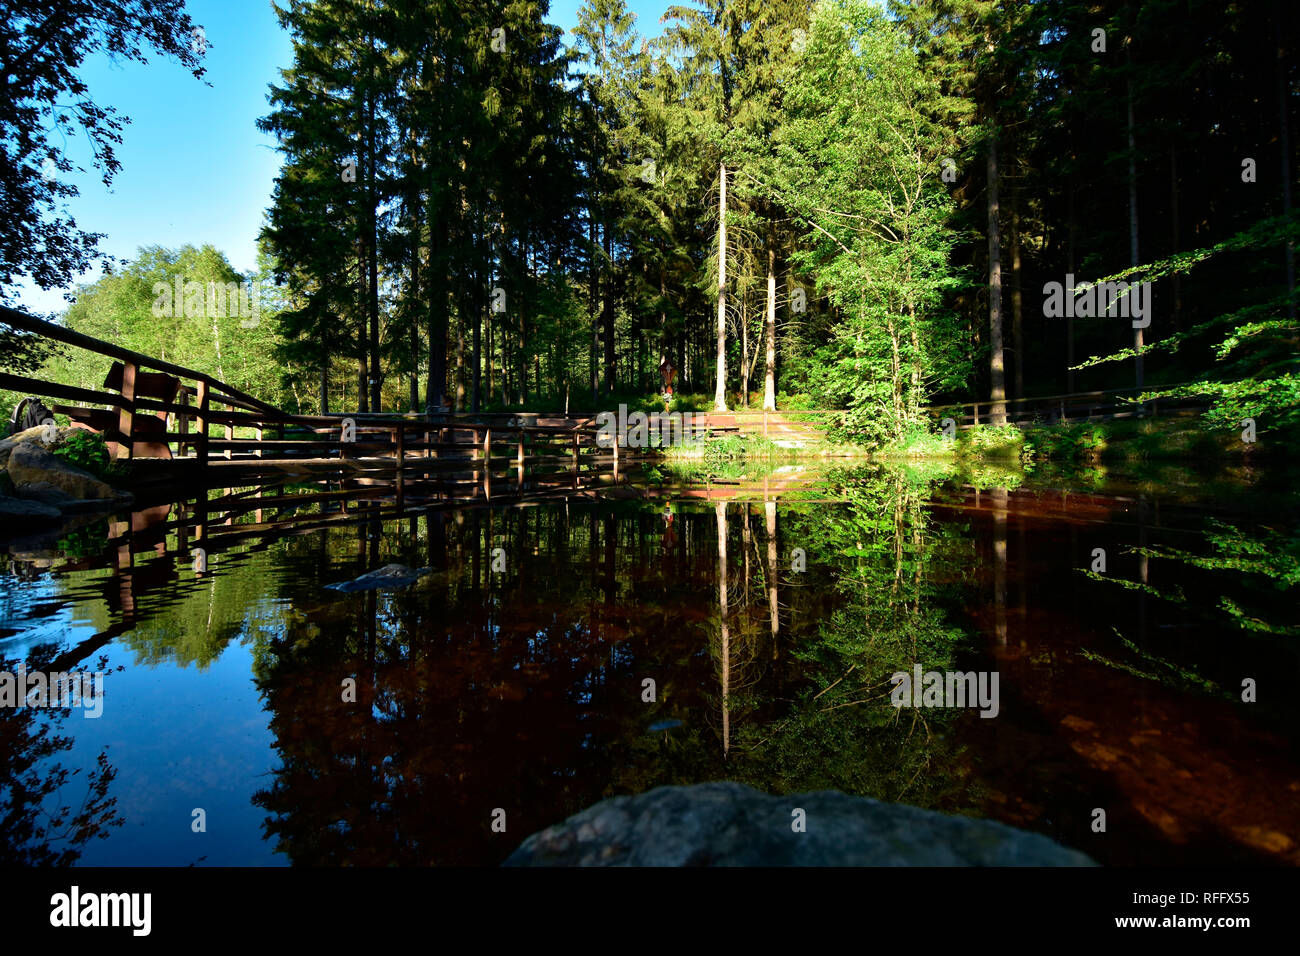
left=764, top=221, right=777, bottom=411
left=987, top=130, right=1007, bottom=424
left=714, top=161, right=729, bottom=411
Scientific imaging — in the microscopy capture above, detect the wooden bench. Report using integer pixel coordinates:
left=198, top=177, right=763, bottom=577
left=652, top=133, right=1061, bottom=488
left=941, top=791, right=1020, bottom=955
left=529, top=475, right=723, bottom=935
left=57, top=362, right=184, bottom=460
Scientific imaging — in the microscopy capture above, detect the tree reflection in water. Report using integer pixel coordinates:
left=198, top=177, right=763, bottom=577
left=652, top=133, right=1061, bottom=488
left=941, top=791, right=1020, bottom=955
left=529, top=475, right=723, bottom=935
left=0, top=647, right=121, bottom=865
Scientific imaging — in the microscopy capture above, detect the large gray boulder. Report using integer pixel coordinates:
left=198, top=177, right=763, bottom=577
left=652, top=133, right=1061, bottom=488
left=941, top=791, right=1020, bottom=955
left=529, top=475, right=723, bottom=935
left=5, top=441, right=124, bottom=503
left=504, top=781, right=1095, bottom=867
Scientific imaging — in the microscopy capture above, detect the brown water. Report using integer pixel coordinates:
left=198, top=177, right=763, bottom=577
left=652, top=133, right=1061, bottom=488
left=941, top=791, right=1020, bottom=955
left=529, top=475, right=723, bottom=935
left=1, top=461, right=1297, bottom=866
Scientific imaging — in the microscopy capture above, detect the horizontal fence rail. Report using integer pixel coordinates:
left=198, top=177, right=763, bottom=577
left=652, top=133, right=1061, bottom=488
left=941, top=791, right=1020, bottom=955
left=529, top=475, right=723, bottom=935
left=0, top=306, right=751, bottom=475
left=920, top=382, right=1211, bottom=428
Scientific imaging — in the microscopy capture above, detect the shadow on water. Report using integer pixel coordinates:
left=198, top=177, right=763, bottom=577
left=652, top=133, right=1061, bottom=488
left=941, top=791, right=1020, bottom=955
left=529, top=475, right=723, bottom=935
left=1, top=458, right=1297, bottom=865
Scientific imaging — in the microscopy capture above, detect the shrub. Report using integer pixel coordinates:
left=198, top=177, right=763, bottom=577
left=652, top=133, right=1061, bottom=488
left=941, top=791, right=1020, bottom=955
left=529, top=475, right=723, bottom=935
left=959, top=423, right=1025, bottom=458
left=52, top=429, right=109, bottom=473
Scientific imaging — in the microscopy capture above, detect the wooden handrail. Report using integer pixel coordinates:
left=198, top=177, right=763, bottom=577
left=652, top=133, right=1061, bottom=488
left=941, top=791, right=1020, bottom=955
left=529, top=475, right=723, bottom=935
left=920, top=381, right=1210, bottom=414
left=1, top=305, right=280, bottom=415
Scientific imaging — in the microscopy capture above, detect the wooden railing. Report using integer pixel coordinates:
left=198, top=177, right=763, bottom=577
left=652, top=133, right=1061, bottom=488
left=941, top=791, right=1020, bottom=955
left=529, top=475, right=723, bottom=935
left=0, top=306, right=725, bottom=471
left=921, top=383, right=1209, bottom=428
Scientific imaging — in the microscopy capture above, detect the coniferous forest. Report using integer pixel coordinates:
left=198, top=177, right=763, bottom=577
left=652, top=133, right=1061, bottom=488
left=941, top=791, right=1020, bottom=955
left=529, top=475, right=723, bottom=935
left=4, top=0, right=1297, bottom=445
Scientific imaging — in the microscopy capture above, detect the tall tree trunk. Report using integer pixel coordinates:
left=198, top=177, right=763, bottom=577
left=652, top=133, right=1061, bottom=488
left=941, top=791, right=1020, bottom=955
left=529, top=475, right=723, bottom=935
left=603, top=223, right=615, bottom=395
left=455, top=305, right=466, bottom=412
left=426, top=211, right=448, bottom=411
left=409, top=324, right=419, bottom=411
left=1126, top=52, right=1142, bottom=393
left=1066, top=175, right=1076, bottom=395
left=987, top=130, right=1007, bottom=424
left=357, top=233, right=368, bottom=413
left=1011, top=192, right=1024, bottom=402
left=366, top=75, right=380, bottom=413
left=473, top=234, right=483, bottom=412
left=714, top=160, right=728, bottom=411
left=486, top=265, right=495, bottom=403
left=320, top=356, right=330, bottom=415
left=764, top=220, right=777, bottom=411
left=521, top=236, right=530, bottom=405
left=589, top=205, right=599, bottom=403
left=425, top=66, right=449, bottom=413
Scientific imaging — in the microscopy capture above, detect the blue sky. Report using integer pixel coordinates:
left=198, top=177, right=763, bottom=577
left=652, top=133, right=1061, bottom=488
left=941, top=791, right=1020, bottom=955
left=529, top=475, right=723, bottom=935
left=15, top=0, right=679, bottom=317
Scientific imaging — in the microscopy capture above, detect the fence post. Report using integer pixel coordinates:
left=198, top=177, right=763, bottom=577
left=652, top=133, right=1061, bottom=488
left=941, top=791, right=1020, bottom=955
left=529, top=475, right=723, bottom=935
left=115, top=362, right=137, bottom=460
left=484, top=428, right=491, bottom=467
left=973, top=402, right=980, bottom=426
left=517, top=430, right=525, bottom=465
left=195, top=381, right=209, bottom=468
left=177, top=389, right=190, bottom=457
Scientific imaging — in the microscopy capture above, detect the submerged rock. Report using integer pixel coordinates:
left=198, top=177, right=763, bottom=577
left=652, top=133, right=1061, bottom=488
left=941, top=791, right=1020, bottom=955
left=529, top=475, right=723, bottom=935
left=504, top=781, right=1095, bottom=867
left=16, top=481, right=130, bottom=513
left=325, top=562, right=431, bottom=593
left=0, top=495, right=63, bottom=530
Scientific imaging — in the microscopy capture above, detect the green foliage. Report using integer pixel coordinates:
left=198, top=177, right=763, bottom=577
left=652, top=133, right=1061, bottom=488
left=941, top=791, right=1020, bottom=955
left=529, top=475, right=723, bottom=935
left=957, top=423, right=1025, bottom=458
left=1024, top=422, right=1110, bottom=461
left=1073, top=214, right=1300, bottom=437
left=36, top=244, right=289, bottom=411
left=1084, top=519, right=1300, bottom=640
left=771, top=0, right=967, bottom=444
left=879, top=423, right=952, bottom=459
left=0, top=1, right=205, bottom=303
left=50, top=429, right=109, bottom=476
left=702, top=433, right=777, bottom=468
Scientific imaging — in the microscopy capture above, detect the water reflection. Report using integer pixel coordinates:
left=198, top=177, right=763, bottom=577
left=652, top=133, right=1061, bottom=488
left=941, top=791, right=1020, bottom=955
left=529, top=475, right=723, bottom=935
left=0, top=645, right=121, bottom=865
left=1, top=462, right=1297, bottom=865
